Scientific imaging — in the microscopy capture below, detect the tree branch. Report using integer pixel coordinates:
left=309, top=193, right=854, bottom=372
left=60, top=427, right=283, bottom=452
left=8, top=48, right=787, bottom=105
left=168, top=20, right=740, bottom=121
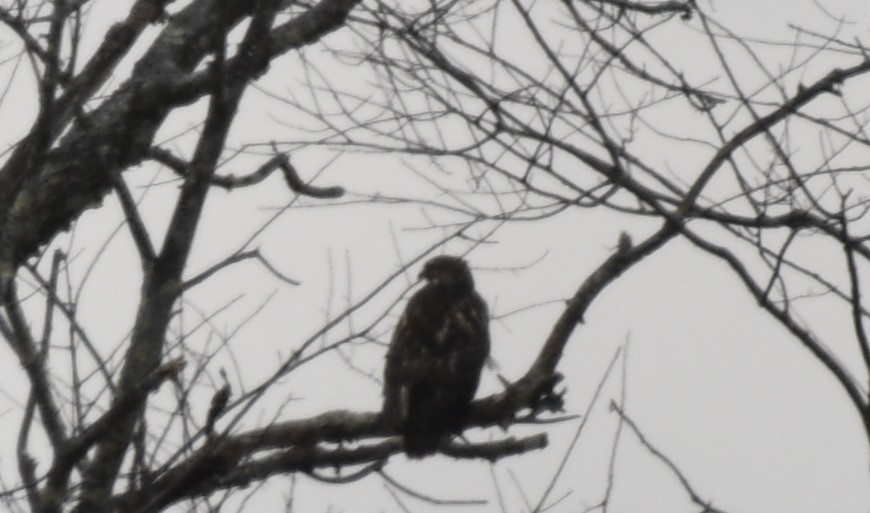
left=1, top=280, right=66, bottom=449
left=110, top=171, right=157, bottom=263
left=114, top=430, right=544, bottom=511
left=183, top=250, right=300, bottom=290
left=148, top=146, right=344, bottom=198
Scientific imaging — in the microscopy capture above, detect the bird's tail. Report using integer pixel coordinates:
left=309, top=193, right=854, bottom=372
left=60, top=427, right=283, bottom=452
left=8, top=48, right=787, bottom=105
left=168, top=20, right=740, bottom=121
left=402, top=383, right=445, bottom=458
left=402, top=424, right=443, bottom=458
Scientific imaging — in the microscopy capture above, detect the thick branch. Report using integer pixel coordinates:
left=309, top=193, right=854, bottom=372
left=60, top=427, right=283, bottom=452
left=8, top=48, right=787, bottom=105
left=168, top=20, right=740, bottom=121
left=526, top=231, right=671, bottom=381
left=0, top=0, right=361, bottom=267
left=0, top=0, right=253, bottom=267
left=0, top=0, right=177, bottom=225
left=114, top=428, right=544, bottom=511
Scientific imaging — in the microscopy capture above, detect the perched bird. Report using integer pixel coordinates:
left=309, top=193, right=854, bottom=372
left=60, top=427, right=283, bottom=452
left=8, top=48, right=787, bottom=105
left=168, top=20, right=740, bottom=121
left=205, top=368, right=231, bottom=439
left=382, top=256, right=490, bottom=457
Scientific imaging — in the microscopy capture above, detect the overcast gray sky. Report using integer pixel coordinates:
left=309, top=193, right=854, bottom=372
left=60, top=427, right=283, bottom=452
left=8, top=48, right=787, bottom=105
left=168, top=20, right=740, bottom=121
left=1, top=1, right=869, bottom=512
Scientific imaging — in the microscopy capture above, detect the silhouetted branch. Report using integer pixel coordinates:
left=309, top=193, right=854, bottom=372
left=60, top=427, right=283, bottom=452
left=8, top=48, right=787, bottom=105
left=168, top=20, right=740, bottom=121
left=440, top=434, right=548, bottom=460
left=183, top=250, right=300, bottom=290
left=278, top=156, right=345, bottom=199
left=149, top=146, right=344, bottom=198
left=610, top=402, right=730, bottom=513
left=148, top=148, right=283, bottom=190
left=586, top=0, right=693, bottom=19
left=43, top=358, right=186, bottom=513
left=115, top=425, right=545, bottom=512
left=1, top=281, right=66, bottom=450
left=110, top=171, right=157, bottom=263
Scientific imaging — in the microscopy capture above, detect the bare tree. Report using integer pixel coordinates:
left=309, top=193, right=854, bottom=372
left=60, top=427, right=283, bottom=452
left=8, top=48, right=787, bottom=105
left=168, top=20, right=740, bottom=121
left=0, top=0, right=868, bottom=512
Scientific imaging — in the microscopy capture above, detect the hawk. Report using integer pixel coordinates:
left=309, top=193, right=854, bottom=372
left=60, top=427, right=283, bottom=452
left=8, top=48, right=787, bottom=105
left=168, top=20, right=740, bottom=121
left=382, top=255, right=490, bottom=457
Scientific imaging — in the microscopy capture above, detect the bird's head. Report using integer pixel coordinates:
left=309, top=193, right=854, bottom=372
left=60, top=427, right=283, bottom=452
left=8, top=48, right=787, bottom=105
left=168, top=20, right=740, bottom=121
left=419, top=255, right=474, bottom=292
